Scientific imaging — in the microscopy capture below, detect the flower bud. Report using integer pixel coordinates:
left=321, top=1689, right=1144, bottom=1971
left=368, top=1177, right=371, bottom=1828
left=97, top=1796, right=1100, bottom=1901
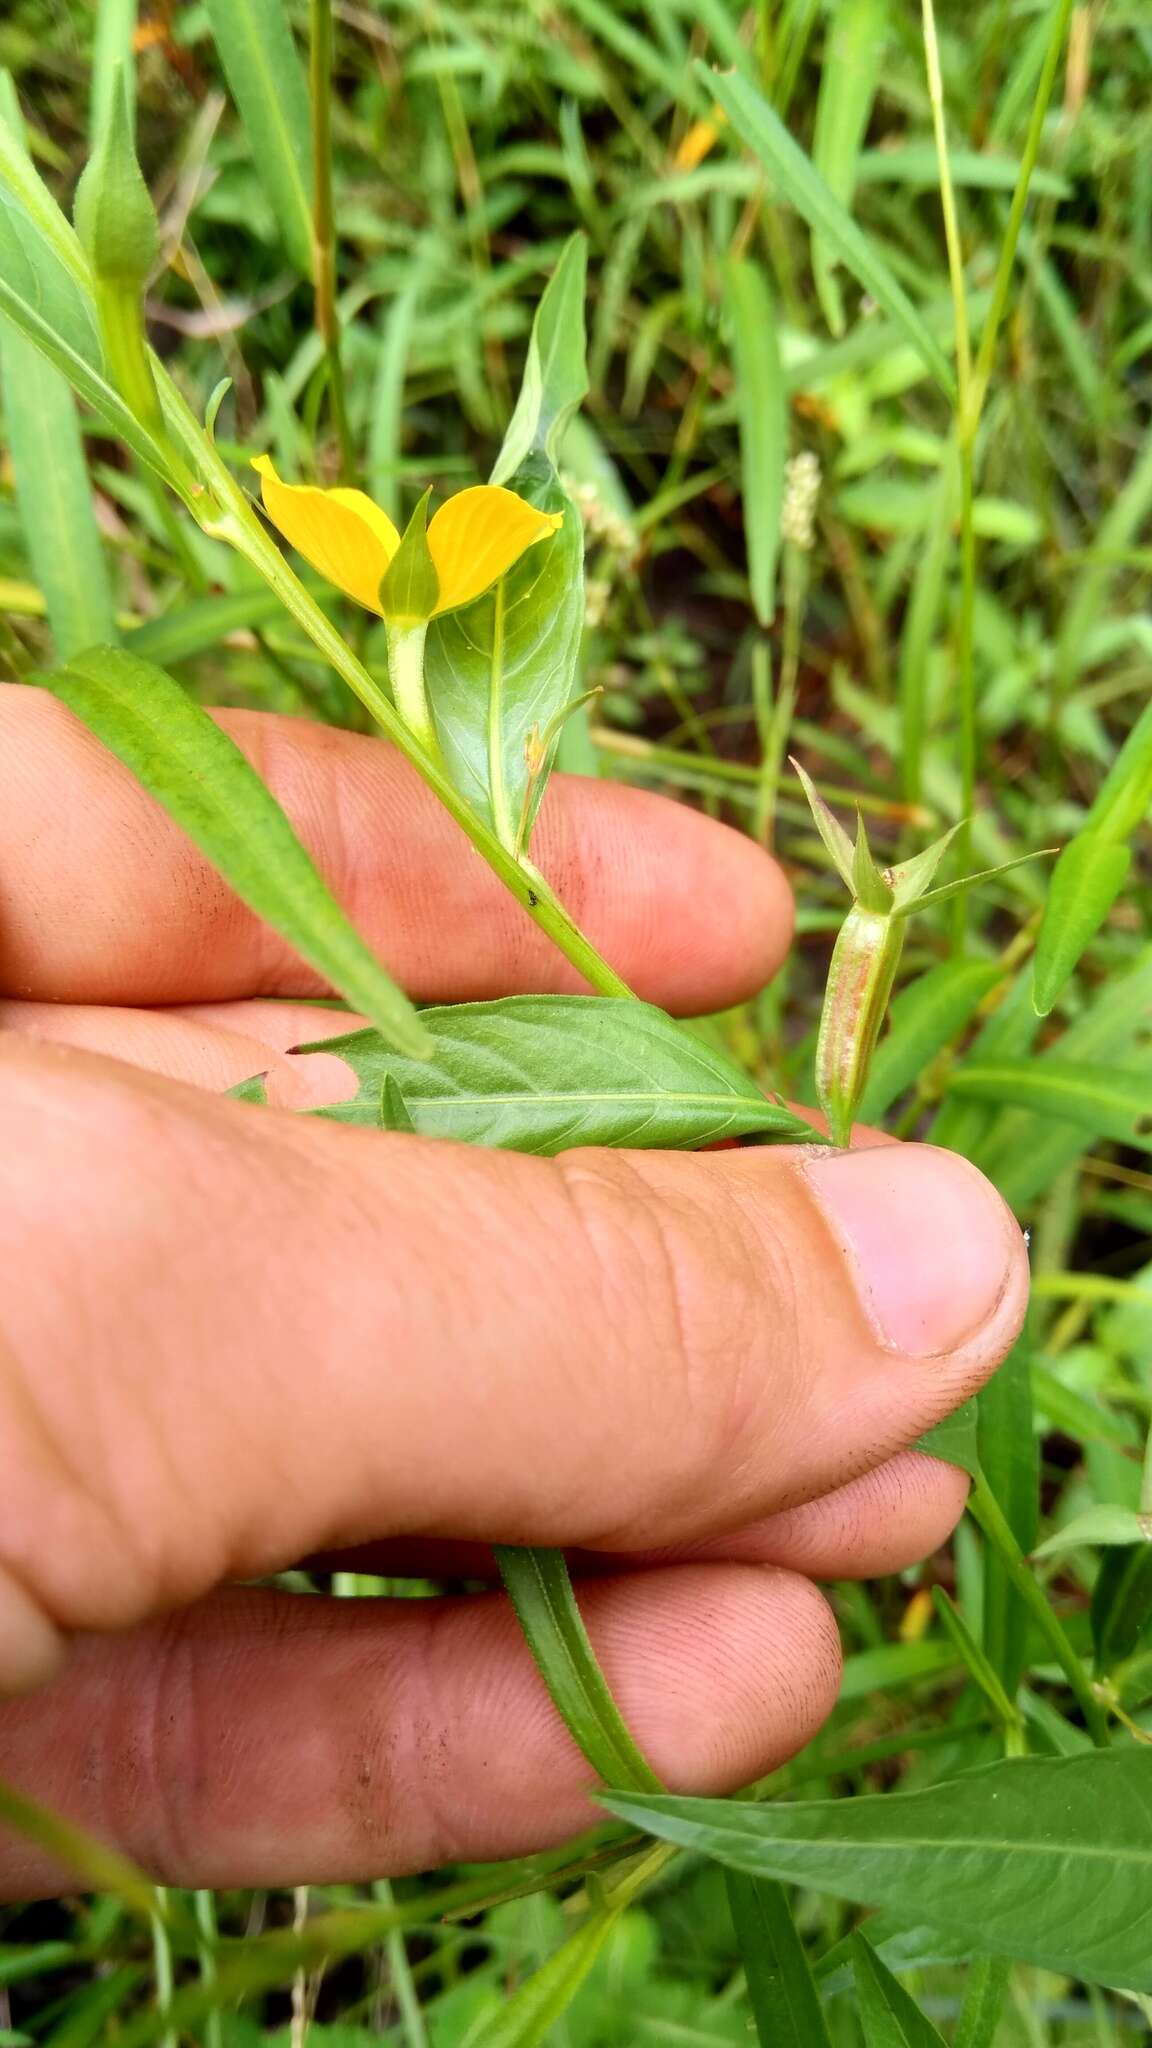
left=73, top=68, right=158, bottom=288
left=815, top=903, right=905, bottom=1147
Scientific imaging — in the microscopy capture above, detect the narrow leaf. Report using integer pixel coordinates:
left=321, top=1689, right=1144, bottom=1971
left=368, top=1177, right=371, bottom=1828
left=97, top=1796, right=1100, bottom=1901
left=979, top=1324, right=1037, bottom=1697
left=1033, top=1506, right=1152, bottom=1560
left=851, top=1933, right=946, bottom=2047
left=462, top=1908, right=621, bottom=2047
left=811, top=0, right=888, bottom=333
left=726, top=1873, right=832, bottom=2048
left=860, top=960, right=1001, bottom=1122
left=1087, top=695, right=1152, bottom=843
left=41, top=648, right=429, bottom=1057
left=0, top=1779, right=159, bottom=1920
left=725, top=257, right=785, bottom=625
left=202, top=0, right=314, bottom=276
left=948, top=1059, right=1152, bottom=1154
left=1032, top=833, right=1130, bottom=1016
left=703, top=66, right=956, bottom=399
left=491, top=234, right=590, bottom=486
left=495, top=1547, right=661, bottom=1792
left=603, top=1751, right=1152, bottom=1990
left=1092, top=1546, right=1152, bottom=1675
left=284, top=995, right=817, bottom=1153
left=930, top=1589, right=1019, bottom=1728
left=954, top=1953, right=1012, bottom=2048
left=0, top=79, right=116, bottom=659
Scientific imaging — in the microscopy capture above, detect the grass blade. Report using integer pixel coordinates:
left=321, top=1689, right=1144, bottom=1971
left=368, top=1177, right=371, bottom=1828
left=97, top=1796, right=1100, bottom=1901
left=726, top=1873, right=832, bottom=2047
left=851, top=1932, right=946, bottom=2046
left=811, top=0, right=888, bottom=334
left=725, top=257, right=785, bottom=625
left=202, top=0, right=314, bottom=277
left=41, top=647, right=429, bottom=1057
left=703, top=65, right=956, bottom=399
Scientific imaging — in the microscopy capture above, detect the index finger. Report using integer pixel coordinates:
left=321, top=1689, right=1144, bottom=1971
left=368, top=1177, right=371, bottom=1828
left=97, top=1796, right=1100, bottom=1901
left=0, top=686, right=792, bottom=1012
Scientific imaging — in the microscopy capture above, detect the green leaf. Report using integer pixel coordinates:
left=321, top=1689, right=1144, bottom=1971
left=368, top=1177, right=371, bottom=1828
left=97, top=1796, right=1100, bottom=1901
left=948, top=1059, right=1152, bottom=1154
left=461, top=1908, right=621, bottom=2048
left=1033, top=1506, right=1152, bottom=1560
left=41, top=648, right=429, bottom=1059
left=725, top=1874, right=832, bottom=2048
left=915, top=1397, right=980, bottom=1477
left=0, top=1779, right=159, bottom=1921
left=0, top=80, right=117, bottom=659
left=953, top=1953, right=1012, bottom=2048
left=425, top=456, right=584, bottom=849
left=850, top=1933, right=946, bottom=2047
left=603, top=1751, right=1152, bottom=1990
left=1092, top=1547, right=1152, bottom=1675
left=0, top=139, right=103, bottom=373
left=811, top=0, right=888, bottom=333
left=287, top=995, right=816, bottom=1153
left=1032, top=833, right=1130, bottom=1017
left=491, top=233, right=589, bottom=485
left=495, top=1547, right=661, bottom=1793
left=930, top=1589, right=1019, bottom=1729
left=979, top=1325, right=1037, bottom=1697
left=202, top=0, right=314, bottom=277
left=860, top=960, right=1001, bottom=1122
left=702, top=66, right=956, bottom=400
left=1087, top=695, right=1152, bottom=843
left=725, top=257, right=785, bottom=625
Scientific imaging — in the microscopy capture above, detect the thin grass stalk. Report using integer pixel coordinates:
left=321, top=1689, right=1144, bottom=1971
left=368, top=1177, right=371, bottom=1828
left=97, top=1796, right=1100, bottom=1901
left=309, top=0, right=354, bottom=481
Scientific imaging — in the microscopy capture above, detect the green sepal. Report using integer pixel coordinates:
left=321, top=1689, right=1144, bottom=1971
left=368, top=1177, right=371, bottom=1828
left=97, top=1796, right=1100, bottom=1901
left=73, top=63, right=158, bottom=286
left=852, top=812, right=893, bottom=913
left=791, top=756, right=856, bottom=893
left=379, top=488, right=439, bottom=624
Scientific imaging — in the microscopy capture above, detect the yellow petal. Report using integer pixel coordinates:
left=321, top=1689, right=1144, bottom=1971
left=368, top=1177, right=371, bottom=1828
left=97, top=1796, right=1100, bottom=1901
left=252, top=455, right=400, bottom=613
left=425, top=486, right=563, bottom=615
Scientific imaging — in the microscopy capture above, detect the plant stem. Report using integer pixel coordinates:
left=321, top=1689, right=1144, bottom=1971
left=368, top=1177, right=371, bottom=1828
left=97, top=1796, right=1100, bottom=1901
left=193, top=1890, right=224, bottom=2048
left=385, top=621, right=436, bottom=753
left=967, top=1472, right=1109, bottom=1747
left=309, top=0, right=354, bottom=481
left=151, top=1891, right=177, bottom=2048
left=953, top=430, right=978, bottom=942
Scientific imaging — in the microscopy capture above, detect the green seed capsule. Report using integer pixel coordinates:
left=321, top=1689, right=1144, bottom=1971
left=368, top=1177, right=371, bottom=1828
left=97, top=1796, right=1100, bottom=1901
left=815, top=904, right=906, bottom=1147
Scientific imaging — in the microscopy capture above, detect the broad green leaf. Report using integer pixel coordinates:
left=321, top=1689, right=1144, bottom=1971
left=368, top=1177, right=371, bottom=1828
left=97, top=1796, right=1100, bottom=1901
left=41, top=648, right=429, bottom=1058
left=1092, top=1546, right=1152, bottom=1674
left=1032, top=834, right=1130, bottom=1017
left=811, top=0, right=887, bottom=334
left=850, top=1933, right=946, bottom=2047
left=0, top=80, right=116, bottom=659
left=203, top=0, right=314, bottom=277
left=0, top=98, right=91, bottom=292
left=287, top=995, right=816, bottom=1153
left=861, top=960, right=1001, bottom=1122
left=491, top=234, right=589, bottom=486
left=425, top=455, right=584, bottom=849
left=726, top=1874, right=832, bottom=2048
left=495, top=1547, right=660, bottom=1793
left=948, top=1059, right=1152, bottom=1156
left=603, top=1751, right=1152, bottom=1990
left=1034, top=1505, right=1152, bottom=1560
left=915, top=1397, right=979, bottom=1477
left=725, top=257, right=784, bottom=625
left=703, top=66, right=956, bottom=400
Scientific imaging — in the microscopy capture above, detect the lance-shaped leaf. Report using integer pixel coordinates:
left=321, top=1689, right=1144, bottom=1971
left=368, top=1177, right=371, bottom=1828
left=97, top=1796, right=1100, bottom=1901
left=603, top=1751, right=1152, bottom=1991
left=1032, top=833, right=1130, bottom=1018
left=202, top=0, right=314, bottom=277
left=42, top=647, right=429, bottom=1058
left=425, top=454, right=584, bottom=849
left=850, top=1933, right=946, bottom=2047
left=491, top=233, right=589, bottom=485
left=947, top=1058, right=1152, bottom=1153
left=1033, top=1505, right=1152, bottom=1560
left=284, top=995, right=818, bottom=1154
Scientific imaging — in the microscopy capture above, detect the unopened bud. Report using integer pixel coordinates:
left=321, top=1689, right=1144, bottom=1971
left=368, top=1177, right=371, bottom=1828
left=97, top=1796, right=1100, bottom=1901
left=815, top=902, right=905, bottom=1146
left=74, top=68, right=158, bottom=287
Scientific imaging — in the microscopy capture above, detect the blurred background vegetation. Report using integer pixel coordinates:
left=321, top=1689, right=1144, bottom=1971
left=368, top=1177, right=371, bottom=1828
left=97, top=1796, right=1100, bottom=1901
left=1, top=0, right=1151, bottom=2039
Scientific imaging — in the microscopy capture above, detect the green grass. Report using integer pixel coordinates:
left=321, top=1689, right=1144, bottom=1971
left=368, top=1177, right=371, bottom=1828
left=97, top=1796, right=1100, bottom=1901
left=0, top=0, right=1150, bottom=2039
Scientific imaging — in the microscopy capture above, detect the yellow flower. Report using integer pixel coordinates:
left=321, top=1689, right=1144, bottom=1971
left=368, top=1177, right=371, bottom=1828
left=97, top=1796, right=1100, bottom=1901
left=252, top=456, right=562, bottom=622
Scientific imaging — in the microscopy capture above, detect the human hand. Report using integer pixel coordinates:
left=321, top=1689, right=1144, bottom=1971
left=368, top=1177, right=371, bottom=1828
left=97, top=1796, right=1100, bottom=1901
left=0, top=686, right=1028, bottom=1897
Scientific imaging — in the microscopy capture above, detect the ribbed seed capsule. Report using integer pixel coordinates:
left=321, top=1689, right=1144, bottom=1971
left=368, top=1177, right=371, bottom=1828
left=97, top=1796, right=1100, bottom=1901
left=815, top=904, right=906, bottom=1147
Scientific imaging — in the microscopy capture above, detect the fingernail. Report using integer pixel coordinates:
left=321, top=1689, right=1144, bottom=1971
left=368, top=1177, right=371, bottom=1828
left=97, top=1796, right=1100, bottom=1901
left=801, top=1144, right=1021, bottom=1357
